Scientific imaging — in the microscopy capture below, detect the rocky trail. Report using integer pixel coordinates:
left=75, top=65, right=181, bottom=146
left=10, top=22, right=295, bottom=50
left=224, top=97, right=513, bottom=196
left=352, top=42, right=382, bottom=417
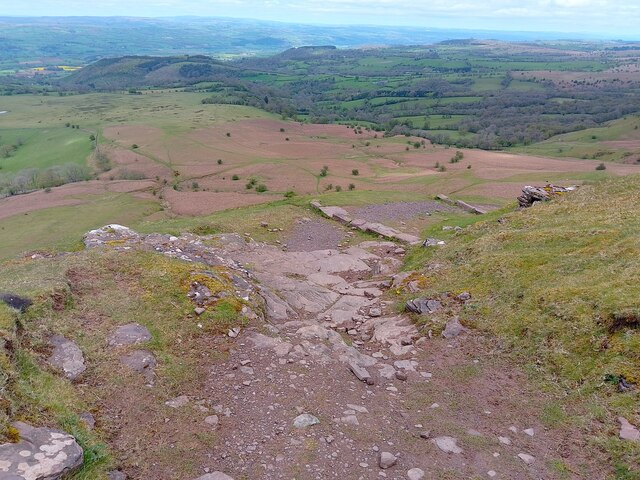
left=1, top=217, right=604, bottom=479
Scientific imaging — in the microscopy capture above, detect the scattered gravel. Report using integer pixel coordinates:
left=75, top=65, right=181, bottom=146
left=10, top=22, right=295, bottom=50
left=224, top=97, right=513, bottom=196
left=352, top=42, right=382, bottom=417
left=284, top=219, right=346, bottom=251
left=352, top=201, right=456, bottom=223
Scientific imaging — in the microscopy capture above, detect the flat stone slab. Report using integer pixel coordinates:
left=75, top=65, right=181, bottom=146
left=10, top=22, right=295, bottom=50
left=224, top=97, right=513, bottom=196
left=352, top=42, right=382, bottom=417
left=194, top=473, right=235, bottom=480
left=107, top=323, right=151, bottom=347
left=0, top=422, right=83, bottom=480
left=120, top=349, right=157, bottom=384
left=619, top=416, right=640, bottom=441
left=47, top=335, right=86, bottom=380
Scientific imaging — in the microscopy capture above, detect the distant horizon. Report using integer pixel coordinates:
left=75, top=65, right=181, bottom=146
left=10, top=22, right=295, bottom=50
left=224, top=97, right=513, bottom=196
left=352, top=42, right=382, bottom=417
left=0, top=14, right=637, bottom=42
left=1, top=0, right=638, bottom=40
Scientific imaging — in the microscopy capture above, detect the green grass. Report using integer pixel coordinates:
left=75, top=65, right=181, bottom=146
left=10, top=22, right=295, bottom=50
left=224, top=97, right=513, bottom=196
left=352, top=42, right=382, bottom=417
left=0, top=127, right=92, bottom=172
left=0, top=192, right=160, bottom=260
left=512, top=115, right=640, bottom=161
left=403, top=175, right=640, bottom=474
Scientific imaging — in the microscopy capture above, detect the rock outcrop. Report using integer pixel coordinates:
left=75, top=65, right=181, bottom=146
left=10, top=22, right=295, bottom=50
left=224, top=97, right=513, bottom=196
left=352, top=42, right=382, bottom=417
left=0, top=422, right=83, bottom=479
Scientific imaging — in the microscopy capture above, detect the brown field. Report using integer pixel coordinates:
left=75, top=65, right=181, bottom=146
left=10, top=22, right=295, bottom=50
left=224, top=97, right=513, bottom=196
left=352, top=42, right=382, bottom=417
left=0, top=180, right=155, bottom=221
left=99, top=117, right=640, bottom=215
left=4, top=116, right=640, bottom=224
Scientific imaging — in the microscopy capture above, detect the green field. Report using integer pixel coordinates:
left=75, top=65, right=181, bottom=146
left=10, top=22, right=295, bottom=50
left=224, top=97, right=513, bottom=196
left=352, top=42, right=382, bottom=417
left=513, top=115, right=640, bottom=161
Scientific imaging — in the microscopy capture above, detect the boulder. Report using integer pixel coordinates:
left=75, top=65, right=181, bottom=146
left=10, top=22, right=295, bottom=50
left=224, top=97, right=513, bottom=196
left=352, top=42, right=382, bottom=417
left=405, top=298, right=441, bottom=315
left=0, top=422, right=83, bottom=479
left=47, top=335, right=86, bottom=380
left=120, top=349, right=157, bottom=384
left=107, top=323, right=151, bottom=347
left=441, top=317, right=468, bottom=339
left=0, top=293, right=32, bottom=312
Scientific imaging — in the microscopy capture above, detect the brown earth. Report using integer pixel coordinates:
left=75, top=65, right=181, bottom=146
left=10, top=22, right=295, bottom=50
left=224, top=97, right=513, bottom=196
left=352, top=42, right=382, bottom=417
left=0, top=180, right=155, bottom=221
left=56, top=223, right=610, bottom=480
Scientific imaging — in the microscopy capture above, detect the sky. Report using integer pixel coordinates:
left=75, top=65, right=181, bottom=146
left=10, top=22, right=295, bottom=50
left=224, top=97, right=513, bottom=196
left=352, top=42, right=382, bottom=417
left=1, top=0, right=639, bottom=38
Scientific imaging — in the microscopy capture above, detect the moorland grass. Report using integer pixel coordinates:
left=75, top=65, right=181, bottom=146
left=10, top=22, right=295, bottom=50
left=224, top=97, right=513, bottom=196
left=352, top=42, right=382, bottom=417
left=402, top=175, right=640, bottom=472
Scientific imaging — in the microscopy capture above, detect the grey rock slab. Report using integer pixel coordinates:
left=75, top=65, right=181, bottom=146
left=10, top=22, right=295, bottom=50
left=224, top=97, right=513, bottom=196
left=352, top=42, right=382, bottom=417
left=348, top=361, right=374, bottom=385
left=107, top=323, right=151, bottom=347
left=257, top=273, right=339, bottom=315
left=293, top=414, right=320, bottom=428
left=405, top=298, right=441, bottom=315
left=619, top=417, right=640, bottom=441
left=368, top=316, right=418, bottom=348
left=194, top=473, right=235, bottom=480
left=165, top=395, right=189, bottom=408
left=321, top=295, right=374, bottom=327
left=433, top=436, right=463, bottom=454
left=107, top=472, right=127, bottom=480
left=378, top=364, right=397, bottom=380
left=120, top=349, right=156, bottom=384
left=307, top=273, right=348, bottom=288
left=442, top=317, right=468, bottom=339
left=407, top=468, right=425, bottom=480
left=346, top=404, right=369, bottom=414
left=378, top=451, right=397, bottom=469
left=517, top=453, right=535, bottom=464
left=47, top=335, right=86, bottom=380
left=0, top=422, right=83, bottom=480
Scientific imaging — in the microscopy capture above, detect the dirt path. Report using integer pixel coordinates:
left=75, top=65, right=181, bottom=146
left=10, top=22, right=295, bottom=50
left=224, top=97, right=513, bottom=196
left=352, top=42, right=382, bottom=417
left=80, top=225, right=602, bottom=480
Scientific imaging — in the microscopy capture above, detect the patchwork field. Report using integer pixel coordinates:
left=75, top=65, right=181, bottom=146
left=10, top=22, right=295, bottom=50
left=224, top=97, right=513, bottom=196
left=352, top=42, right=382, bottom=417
left=2, top=91, right=640, bottom=261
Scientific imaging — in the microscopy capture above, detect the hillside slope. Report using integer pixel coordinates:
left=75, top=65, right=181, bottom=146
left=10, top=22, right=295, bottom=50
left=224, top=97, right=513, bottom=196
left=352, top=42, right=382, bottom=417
left=0, top=176, right=638, bottom=478
left=60, top=55, right=237, bottom=90
left=405, top=175, right=640, bottom=475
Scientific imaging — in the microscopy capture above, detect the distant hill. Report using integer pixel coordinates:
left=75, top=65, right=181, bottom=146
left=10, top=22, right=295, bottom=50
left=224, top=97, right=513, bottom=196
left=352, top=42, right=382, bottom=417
left=0, top=16, right=611, bottom=71
left=60, top=55, right=238, bottom=90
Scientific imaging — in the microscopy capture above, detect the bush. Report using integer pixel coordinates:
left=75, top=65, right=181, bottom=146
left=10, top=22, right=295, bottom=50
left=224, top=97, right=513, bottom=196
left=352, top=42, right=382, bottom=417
left=596, top=163, right=607, bottom=171
left=226, top=132, right=231, bottom=137
left=115, top=169, right=147, bottom=180
left=255, top=184, right=268, bottom=193
left=131, top=144, right=139, bottom=149
left=335, top=185, right=342, bottom=192
left=352, top=169, right=359, bottom=176
left=284, top=190, right=296, bottom=198
left=325, top=184, right=333, bottom=191
left=232, top=174, right=240, bottom=181
left=217, top=159, right=223, bottom=165
left=319, top=166, right=329, bottom=177
left=280, top=128, right=285, bottom=132
left=348, top=183, right=356, bottom=191
left=192, top=181, right=199, bottom=190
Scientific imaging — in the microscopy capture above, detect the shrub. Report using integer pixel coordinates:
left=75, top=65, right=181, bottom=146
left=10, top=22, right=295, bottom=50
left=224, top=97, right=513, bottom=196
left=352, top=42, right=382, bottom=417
left=348, top=183, right=356, bottom=191
left=280, top=128, right=285, bottom=132
left=131, top=144, right=139, bottom=149
left=284, top=190, right=296, bottom=198
left=115, top=169, right=147, bottom=180
left=596, top=163, right=607, bottom=171
left=226, top=132, right=231, bottom=137
left=438, top=165, right=447, bottom=172
left=255, top=184, right=268, bottom=193
left=217, top=159, right=223, bottom=165
left=325, top=184, right=333, bottom=191
left=192, top=181, right=199, bottom=190
left=352, top=169, right=359, bottom=176
left=335, top=185, right=342, bottom=192
left=232, top=174, right=240, bottom=181
left=319, top=166, right=329, bottom=177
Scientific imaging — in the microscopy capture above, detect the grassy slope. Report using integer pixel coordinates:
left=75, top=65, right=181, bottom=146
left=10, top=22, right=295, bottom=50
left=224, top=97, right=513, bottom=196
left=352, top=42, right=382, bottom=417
left=0, top=247, right=250, bottom=478
left=0, top=193, right=160, bottom=260
left=404, top=175, right=640, bottom=475
left=0, top=127, right=92, bottom=172
left=512, top=115, right=640, bottom=162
